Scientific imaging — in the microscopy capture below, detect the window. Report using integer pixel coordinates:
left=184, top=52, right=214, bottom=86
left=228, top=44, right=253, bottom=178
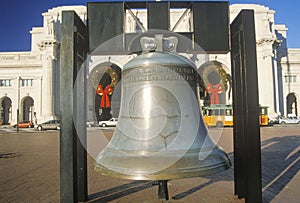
left=21, top=79, right=33, bottom=87
left=284, top=75, right=297, bottom=83
left=225, top=109, right=232, bottom=116
left=212, top=109, right=218, bottom=115
left=220, top=109, right=225, bottom=115
left=0, top=79, right=12, bottom=87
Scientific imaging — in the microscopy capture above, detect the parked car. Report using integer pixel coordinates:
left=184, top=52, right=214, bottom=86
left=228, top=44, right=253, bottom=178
left=278, top=116, right=300, bottom=124
left=99, top=118, right=118, bottom=127
left=13, top=121, right=33, bottom=128
left=86, top=120, right=98, bottom=127
left=37, top=120, right=60, bottom=131
left=268, top=116, right=280, bottom=124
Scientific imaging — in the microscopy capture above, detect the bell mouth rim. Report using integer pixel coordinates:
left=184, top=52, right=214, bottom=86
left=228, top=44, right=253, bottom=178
left=94, top=159, right=231, bottom=181
left=95, top=146, right=223, bottom=156
left=93, top=147, right=231, bottom=181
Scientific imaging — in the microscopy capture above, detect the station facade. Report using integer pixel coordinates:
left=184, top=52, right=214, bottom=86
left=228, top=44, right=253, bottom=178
left=0, top=4, right=299, bottom=125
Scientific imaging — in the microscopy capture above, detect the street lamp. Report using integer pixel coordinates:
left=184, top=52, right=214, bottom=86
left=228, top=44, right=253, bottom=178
left=17, top=77, right=20, bottom=132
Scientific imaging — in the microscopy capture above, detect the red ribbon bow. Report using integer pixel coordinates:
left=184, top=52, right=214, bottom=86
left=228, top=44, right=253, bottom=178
left=206, top=83, right=223, bottom=105
left=96, top=85, right=113, bottom=108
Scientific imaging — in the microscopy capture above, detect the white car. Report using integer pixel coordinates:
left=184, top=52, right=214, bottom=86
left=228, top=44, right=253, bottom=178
left=86, top=120, right=98, bottom=127
left=99, top=118, right=118, bottom=127
left=278, top=116, right=300, bottom=124
left=36, top=120, right=60, bottom=131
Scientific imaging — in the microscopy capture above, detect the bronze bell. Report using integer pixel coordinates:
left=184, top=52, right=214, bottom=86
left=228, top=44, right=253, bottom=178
left=94, top=34, right=231, bottom=180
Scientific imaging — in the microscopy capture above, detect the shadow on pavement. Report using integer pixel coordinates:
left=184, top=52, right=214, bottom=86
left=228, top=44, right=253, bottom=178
left=172, top=135, right=300, bottom=202
left=87, top=180, right=155, bottom=202
left=87, top=135, right=300, bottom=202
left=172, top=154, right=234, bottom=200
left=261, top=135, right=300, bottom=202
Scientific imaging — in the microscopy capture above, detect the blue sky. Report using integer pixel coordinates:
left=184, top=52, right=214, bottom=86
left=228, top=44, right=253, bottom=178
left=0, top=0, right=299, bottom=51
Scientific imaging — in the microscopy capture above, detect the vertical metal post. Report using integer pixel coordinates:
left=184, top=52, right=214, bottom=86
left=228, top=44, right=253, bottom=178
left=60, top=11, right=88, bottom=203
left=147, top=2, right=169, bottom=30
left=87, top=2, right=123, bottom=53
left=193, top=2, right=229, bottom=53
left=60, top=11, right=77, bottom=203
left=16, top=109, right=19, bottom=132
left=231, top=10, right=262, bottom=203
left=158, top=180, right=169, bottom=200
left=73, top=12, right=88, bottom=202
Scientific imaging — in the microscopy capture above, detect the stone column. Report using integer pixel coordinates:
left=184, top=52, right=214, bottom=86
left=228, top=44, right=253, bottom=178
left=42, top=55, right=54, bottom=118
left=35, top=76, right=43, bottom=119
left=272, top=47, right=280, bottom=114
left=257, top=42, right=277, bottom=116
left=38, top=40, right=58, bottom=121
left=11, top=77, right=20, bottom=124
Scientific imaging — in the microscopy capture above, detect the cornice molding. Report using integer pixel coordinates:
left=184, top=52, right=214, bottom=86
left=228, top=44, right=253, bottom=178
left=257, top=38, right=281, bottom=46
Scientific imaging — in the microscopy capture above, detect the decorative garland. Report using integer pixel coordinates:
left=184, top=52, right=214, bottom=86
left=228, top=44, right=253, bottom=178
left=93, top=66, right=119, bottom=108
left=202, top=64, right=228, bottom=91
left=200, top=64, right=230, bottom=105
left=105, top=66, right=118, bottom=88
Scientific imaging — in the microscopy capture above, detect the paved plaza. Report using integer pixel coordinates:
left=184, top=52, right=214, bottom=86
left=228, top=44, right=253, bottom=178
left=0, top=126, right=299, bottom=202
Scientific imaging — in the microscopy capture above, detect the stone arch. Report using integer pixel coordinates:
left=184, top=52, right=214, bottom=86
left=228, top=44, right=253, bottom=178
left=21, top=96, right=34, bottom=121
left=89, top=62, right=122, bottom=122
left=0, top=96, right=12, bottom=124
left=286, top=93, right=298, bottom=116
left=198, top=61, right=231, bottom=106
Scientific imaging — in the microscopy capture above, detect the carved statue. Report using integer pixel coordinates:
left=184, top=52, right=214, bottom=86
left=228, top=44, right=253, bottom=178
left=47, top=17, right=54, bottom=35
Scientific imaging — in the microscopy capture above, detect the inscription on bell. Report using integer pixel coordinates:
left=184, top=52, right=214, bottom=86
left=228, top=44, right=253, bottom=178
left=123, top=66, right=197, bottom=83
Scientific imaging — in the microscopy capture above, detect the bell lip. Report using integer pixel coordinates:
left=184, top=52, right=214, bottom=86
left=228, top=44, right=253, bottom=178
left=93, top=160, right=231, bottom=181
left=94, top=147, right=232, bottom=180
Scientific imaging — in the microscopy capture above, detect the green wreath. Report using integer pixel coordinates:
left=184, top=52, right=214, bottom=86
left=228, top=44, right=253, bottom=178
left=105, top=66, right=118, bottom=88
left=91, top=66, right=119, bottom=89
left=202, top=64, right=228, bottom=91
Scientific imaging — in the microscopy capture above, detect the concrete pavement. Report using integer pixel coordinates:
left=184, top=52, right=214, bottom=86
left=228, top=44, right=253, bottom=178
left=0, top=126, right=299, bottom=202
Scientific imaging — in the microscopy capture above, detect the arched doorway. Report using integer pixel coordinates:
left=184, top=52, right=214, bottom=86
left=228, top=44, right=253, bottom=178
left=286, top=93, right=298, bottom=116
left=198, top=61, right=231, bottom=106
left=22, top=96, right=34, bottom=121
left=0, top=96, right=12, bottom=124
left=89, top=62, right=122, bottom=122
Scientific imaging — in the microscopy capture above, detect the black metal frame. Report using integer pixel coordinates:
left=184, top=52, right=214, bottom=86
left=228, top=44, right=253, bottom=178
left=60, top=11, right=88, bottom=202
left=231, top=10, right=262, bottom=203
left=60, top=2, right=262, bottom=203
left=87, top=1, right=229, bottom=54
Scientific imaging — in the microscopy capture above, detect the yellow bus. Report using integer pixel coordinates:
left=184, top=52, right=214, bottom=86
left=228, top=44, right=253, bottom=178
left=259, top=106, right=269, bottom=126
left=202, top=104, right=269, bottom=127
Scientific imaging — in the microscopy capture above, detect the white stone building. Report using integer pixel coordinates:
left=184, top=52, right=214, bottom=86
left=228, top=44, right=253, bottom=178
left=0, top=6, right=86, bottom=125
left=0, top=4, right=299, bottom=125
